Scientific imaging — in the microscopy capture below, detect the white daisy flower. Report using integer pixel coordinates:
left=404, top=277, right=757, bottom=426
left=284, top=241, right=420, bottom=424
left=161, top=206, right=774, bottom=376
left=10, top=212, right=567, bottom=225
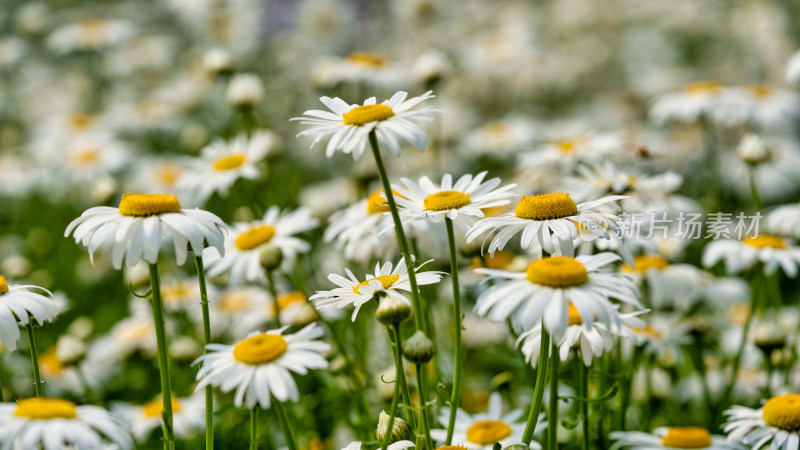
left=611, top=427, right=743, bottom=449
left=623, top=254, right=712, bottom=311
left=630, top=313, right=692, bottom=368
left=193, top=323, right=330, bottom=409
left=724, top=394, right=800, bottom=450
left=310, top=259, right=444, bottom=321
left=177, top=131, right=277, bottom=205
left=204, top=206, right=318, bottom=284
left=788, top=50, right=800, bottom=85
left=341, top=440, right=415, bottom=450
left=703, top=235, right=800, bottom=277
left=649, top=80, right=737, bottom=125
left=0, top=398, right=132, bottom=449
left=727, top=85, right=800, bottom=131
left=392, top=171, right=517, bottom=232
left=310, top=52, right=406, bottom=89
left=431, top=392, right=544, bottom=450
left=517, top=131, right=629, bottom=173
left=465, top=192, right=627, bottom=257
left=209, top=286, right=273, bottom=339
left=64, top=193, right=227, bottom=269
left=474, top=253, right=642, bottom=339
left=766, top=203, right=800, bottom=240
left=0, top=276, right=58, bottom=351
left=113, top=393, right=206, bottom=442
left=517, top=307, right=646, bottom=367
left=292, top=90, right=436, bottom=160
left=460, top=117, right=539, bottom=158
left=47, top=18, right=136, bottom=53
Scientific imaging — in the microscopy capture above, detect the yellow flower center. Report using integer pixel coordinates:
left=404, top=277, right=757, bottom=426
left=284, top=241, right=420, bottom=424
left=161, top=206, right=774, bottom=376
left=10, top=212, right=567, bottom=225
left=744, top=234, right=785, bottom=249
left=465, top=419, right=512, bottom=445
left=40, top=348, right=64, bottom=375
left=568, top=303, right=583, bottom=326
left=556, top=138, right=587, bottom=154
left=632, top=326, right=661, bottom=339
left=118, top=193, right=182, bottom=217
left=161, top=281, right=193, bottom=307
left=69, top=113, right=94, bottom=131
left=367, top=190, right=389, bottom=215
left=435, top=447, right=469, bottom=450
left=72, top=146, right=100, bottom=166
left=353, top=274, right=400, bottom=294
left=624, top=255, right=670, bottom=273
left=763, top=394, right=800, bottom=431
left=143, top=399, right=181, bottom=418
left=424, top=191, right=471, bottom=211
left=220, top=291, right=251, bottom=313
left=0, top=275, right=7, bottom=295
left=683, top=80, right=723, bottom=97
left=156, top=163, right=182, bottom=187
left=346, top=51, right=387, bottom=68
left=661, top=427, right=713, bottom=448
left=235, top=225, right=276, bottom=251
left=212, top=154, right=246, bottom=171
left=483, top=250, right=515, bottom=270
left=747, top=84, right=772, bottom=100
left=14, top=398, right=77, bottom=420
left=342, top=104, right=394, bottom=126
left=233, top=333, right=288, bottom=365
left=514, top=193, right=578, bottom=220
left=526, top=257, right=589, bottom=288
left=277, top=291, right=306, bottom=311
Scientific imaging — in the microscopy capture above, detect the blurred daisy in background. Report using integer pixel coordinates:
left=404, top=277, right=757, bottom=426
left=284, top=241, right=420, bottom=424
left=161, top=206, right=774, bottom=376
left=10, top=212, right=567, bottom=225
left=649, top=80, right=735, bottom=125
left=517, top=131, right=629, bottom=174
left=611, top=427, right=744, bottom=449
left=392, top=171, right=517, bottom=232
left=0, top=398, right=133, bottom=449
left=460, top=117, right=538, bottom=158
left=205, top=206, right=318, bottom=284
left=0, top=275, right=58, bottom=351
left=341, top=441, right=415, bottom=450
left=65, top=193, right=226, bottom=269
left=703, top=235, right=800, bottom=277
left=766, top=202, right=800, bottom=240
left=194, top=323, right=330, bottom=409
left=47, top=18, right=136, bottom=53
left=292, top=90, right=436, bottom=159
left=177, top=130, right=278, bottom=205
left=787, top=50, right=800, bottom=85
left=724, top=394, right=800, bottom=450
left=113, top=392, right=206, bottom=442
left=622, top=254, right=712, bottom=311
left=311, top=258, right=443, bottom=321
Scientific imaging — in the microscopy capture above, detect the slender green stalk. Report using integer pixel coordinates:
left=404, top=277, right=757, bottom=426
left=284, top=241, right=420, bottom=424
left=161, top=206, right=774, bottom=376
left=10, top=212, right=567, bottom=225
left=388, top=324, right=417, bottom=432
left=148, top=263, right=175, bottom=450
left=577, top=356, right=589, bottom=450
left=548, top=341, right=560, bottom=450
left=522, top=328, right=550, bottom=445
left=274, top=400, right=299, bottom=450
left=688, top=338, right=714, bottom=425
left=618, top=347, right=640, bottom=431
left=381, top=365, right=402, bottom=450
left=194, top=255, right=215, bottom=450
left=368, top=130, right=424, bottom=331
left=749, top=167, right=764, bottom=210
left=250, top=407, right=259, bottom=450
left=25, top=321, right=43, bottom=397
left=415, top=364, right=433, bottom=450
left=444, top=218, right=463, bottom=445
left=265, top=269, right=282, bottom=328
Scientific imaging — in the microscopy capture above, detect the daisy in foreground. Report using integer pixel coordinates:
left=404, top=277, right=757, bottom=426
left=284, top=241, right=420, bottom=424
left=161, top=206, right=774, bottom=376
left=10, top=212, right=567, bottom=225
left=610, top=427, right=745, bottom=449
left=193, top=323, right=329, bottom=409
left=431, top=392, right=544, bottom=450
left=205, top=206, right=318, bottom=284
left=64, top=193, right=227, bottom=269
left=0, top=275, right=59, bottom=351
left=474, top=253, right=641, bottom=339
left=724, top=394, right=800, bottom=450
left=465, top=192, right=626, bottom=257
left=702, top=235, right=800, bottom=277
left=392, top=171, right=517, bottom=232
left=0, top=398, right=133, bottom=449
left=291, top=90, right=436, bottom=159
left=310, top=258, right=444, bottom=321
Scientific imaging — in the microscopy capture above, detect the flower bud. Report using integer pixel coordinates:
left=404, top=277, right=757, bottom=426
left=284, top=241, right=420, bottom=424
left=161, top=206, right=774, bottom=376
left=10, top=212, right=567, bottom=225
left=375, top=410, right=411, bottom=443
left=402, top=330, right=435, bottom=364
left=375, top=293, right=411, bottom=325
left=259, top=245, right=283, bottom=272
left=203, top=48, right=232, bottom=76
left=226, top=73, right=263, bottom=107
left=737, top=134, right=770, bottom=165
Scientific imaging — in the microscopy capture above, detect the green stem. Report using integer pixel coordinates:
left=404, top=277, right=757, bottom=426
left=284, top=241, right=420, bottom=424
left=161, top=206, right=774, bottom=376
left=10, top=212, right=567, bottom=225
left=149, top=263, right=175, bottom=450
left=368, top=130, right=424, bottom=332
left=415, top=364, right=433, bottom=450
left=577, top=355, right=589, bottom=450
left=444, top=218, right=463, bottom=445
left=749, top=167, right=764, bottom=210
left=389, top=324, right=417, bottom=432
left=194, top=255, right=215, bottom=450
left=265, top=269, right=282, bottom=328
left=25, top=321, right=43, bottom=397
left=688, top=338, right=715, bottom=425
left=250, top=407, right=259, bottom=450
left=522, top=328, right=550, bottom=445
left=548, top=341, right=560, bottom=450
left=381, top=367, right=402, bottom=450
left=274, top=400, right=299, bottom=450
left=618, top=347, right=640, bottom=431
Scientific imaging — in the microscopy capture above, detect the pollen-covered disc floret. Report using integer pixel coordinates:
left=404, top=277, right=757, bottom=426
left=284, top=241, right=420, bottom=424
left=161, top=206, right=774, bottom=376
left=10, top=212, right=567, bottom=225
left=142, top=398, right=181, bottom=418
left=424, top=191, right=471, bottom=211
left=763, top=394, right=800, bottom=431
left=525, top=256, right=589, bottom=288
left=232, top=333, right=288, bottom=365
left=119, top=193, right=181, bottom=217
left=514, top=193, right=578, bottom=220
left=465, top=420, right=512, bottom=444
left=661, top=427, right=713, bottom=448
left=743, top=234, right=786, bottom=249
left=15, top=398, right=77, bottom=420
left=235, top=225, right=276, bottom=250
left=367, top=190, right=392, bottom=215
left=625, top=255, right=670, bottom=272
left=212, top=154, right=246, bottom=171
left=0, top=275, right=7, bottom=295
left=352, top=274, right=399, bottom=294
left=342, top=104, right=395, bottom=126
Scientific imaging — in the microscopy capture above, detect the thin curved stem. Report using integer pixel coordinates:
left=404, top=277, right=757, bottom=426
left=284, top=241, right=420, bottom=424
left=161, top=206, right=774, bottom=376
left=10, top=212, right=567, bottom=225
left=368, top=130, right=424, bottom=332
left=444, top=218, right=463, bottom=444
left=250, top=407, right=259, bottom=450
left=548, top=341, right=560, bottom=450
left=274, top=400, right=299, bottom=450
left=194, top=255, right=214, bottom=450
left=25, top=321, right=43, bottom=397
left=415, top=364, right=433, bottom=450
left=381, top=364, right=402, bottom=450
left=389, top=324, right=417, bottom=432
left=149, top=263, right=175, bottom=450
left=522, top=328, right=550, bottom=445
